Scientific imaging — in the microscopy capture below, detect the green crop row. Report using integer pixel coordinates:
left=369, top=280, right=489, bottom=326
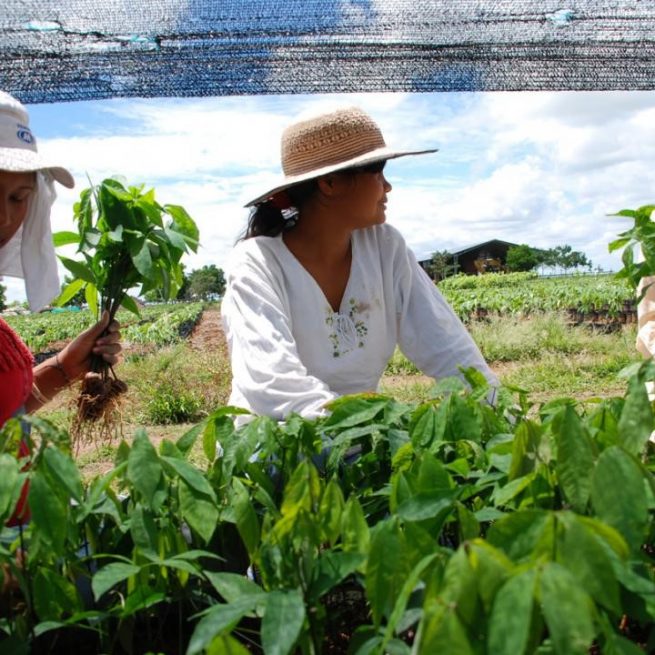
left=1, top=364, right=654, bottom=654
left=122, top=303, right=204, bottom=346
left=439, top=273, right=634, bottom=319
left=4, top=302, right=205, bottom=353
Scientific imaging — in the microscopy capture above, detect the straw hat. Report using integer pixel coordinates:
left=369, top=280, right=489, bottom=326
left=0, top=91, right=74, bottom=188
left=245, top=106, right=437, bottom=207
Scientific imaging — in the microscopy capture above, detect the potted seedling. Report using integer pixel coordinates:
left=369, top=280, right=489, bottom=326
left=54, top=177, right=199, bottom=441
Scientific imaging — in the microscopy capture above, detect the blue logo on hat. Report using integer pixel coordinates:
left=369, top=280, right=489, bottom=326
left=16, top=124, right=34, bottom=144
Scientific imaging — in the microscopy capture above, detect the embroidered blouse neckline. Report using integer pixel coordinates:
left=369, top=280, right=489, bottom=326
left=278, top=233, right=356, bottom=314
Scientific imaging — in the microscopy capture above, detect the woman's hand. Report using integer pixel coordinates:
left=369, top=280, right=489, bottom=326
left=28, top=311, right=122, bottom=411
left=59, top=310, right=122, bottom=381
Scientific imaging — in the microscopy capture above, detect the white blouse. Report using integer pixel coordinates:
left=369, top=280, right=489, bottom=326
left=221, top=223, right=498, bottom=420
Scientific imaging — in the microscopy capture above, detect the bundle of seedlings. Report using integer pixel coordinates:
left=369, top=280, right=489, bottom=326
left=54, top=177, right=199, bottom=442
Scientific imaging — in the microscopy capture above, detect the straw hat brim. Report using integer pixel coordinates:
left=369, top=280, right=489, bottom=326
left=0, top=146, right=75, bottom=188
left=245, top=145, right=437, bottom=207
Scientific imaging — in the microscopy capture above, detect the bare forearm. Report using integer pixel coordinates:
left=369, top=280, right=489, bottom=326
left=25, top=354, right=75, bottom=413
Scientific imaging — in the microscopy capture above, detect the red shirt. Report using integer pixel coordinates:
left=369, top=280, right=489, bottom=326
left=0, top=317, right=34, bottom=525
left=0, top=317, right=34, bottom=425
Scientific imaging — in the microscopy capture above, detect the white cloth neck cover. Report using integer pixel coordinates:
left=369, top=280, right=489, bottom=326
left=0, top=171, right=60, bottom=311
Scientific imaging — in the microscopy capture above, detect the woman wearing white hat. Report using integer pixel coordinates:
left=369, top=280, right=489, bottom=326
left=0, top=90, right=121, bottom=432
left=221, top=106, right=498, bottom=421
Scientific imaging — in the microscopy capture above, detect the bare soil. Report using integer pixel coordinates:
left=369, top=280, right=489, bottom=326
left=189, top=308, right=226, bottom=352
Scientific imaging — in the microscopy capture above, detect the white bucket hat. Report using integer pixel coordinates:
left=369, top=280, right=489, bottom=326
left=0, top=90, right=74, bottom=311
left=245, top=106, right=437, bottom=207
left=0, top=91, right=74, bottom=188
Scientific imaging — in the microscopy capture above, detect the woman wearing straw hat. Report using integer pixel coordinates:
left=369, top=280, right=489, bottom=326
left=0, top=90, right=121, bottom=433
left=221, top=106, right=498, bottom=421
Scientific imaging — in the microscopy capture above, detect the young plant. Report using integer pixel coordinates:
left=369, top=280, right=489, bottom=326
left=610, top=203, right=655, bottom=292
left=54, top=177, right=199, bottom=438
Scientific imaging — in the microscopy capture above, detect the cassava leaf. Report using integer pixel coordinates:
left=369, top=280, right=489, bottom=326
left=52, top=230, right=80, bottom=247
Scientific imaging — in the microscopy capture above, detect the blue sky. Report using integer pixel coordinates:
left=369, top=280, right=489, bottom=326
left=4, top=90, right=655, bottom=304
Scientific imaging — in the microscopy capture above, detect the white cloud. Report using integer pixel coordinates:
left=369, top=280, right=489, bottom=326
left=4, top=90, right=655, bottom=305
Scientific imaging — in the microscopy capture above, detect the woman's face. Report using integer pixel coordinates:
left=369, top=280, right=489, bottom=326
left=333, top=163, right=393, bottom=229
left=0, top=171, right=35, bottom=248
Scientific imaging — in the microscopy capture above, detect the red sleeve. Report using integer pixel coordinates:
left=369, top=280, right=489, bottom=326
left=0, top=318, right=34, bottom=427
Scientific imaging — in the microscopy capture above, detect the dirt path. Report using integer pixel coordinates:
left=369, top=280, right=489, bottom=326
left=189, top=308, right=227, bottom=352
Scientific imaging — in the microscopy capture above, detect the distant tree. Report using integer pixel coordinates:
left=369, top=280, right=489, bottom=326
left=0, top=282, right=6, bottom=312
left=427, top=250, right=455, bottom=281
left=505, top=244, right=539, bottom=272
left=187, top=265, right=225, bottom=301
left=539, top=245, right=592, bottom=273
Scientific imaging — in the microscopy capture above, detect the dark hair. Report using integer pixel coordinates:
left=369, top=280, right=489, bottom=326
left=240, top=160, right=386, bottom=240
left=241, top=178, right=318, bottom=240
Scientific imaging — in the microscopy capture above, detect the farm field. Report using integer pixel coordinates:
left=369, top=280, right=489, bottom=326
left=439, top=272, right=636, bottom=324
left=2, top=281, right=653, bottom=653
left=4, top=274, right=642, bottom=478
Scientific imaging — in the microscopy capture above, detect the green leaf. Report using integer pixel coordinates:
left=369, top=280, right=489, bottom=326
left=466, top=540, right=512, bottom=613
left=419, top=604, right=475, bottom=655
left=487, top=510, right=551, bottom=561
left=341, top=496, right=370, bottom=555
left=99, top=180, right=135, bottom=229
left=232, top=478, right=260, bottom=555
left=85, top=281, right=99, bottom=318
left=309, top=551, right=365, bottom=603
left=0, top=454, right=22, bottom=521
left=187, top=597, right=260, bottom=655
left=162, top=456, right=217, bottom=502
left=127, top=429, right=162, bottom=503
left=92, top=562, right=141, bottom=601
left=177, top=421, right=206, bottom=456
left=553, top=406, right=595, bottom=513
left=323, top=396, right=388, bottom=430
left=33, top=569, right=80, bottom=621
left=52, top=230, right=80, bottom=247
left=591, top=446, right=649, bottom=553
left=409, top=402, right=446, bottom=449
left=120, top=294, right=141, bottom=317
left=396, top=490, right=457, bottom=522
left=29, top=470, right=68, bottom=553
left=105, top=224, right=124, bottom=243
left=205, top=634, right=251, bottom=655
left=491, top=471, right=537, bottom=508
left=163, top=225, right=188, bottom=251
left=55, top=277, right=86, bottom=307
left=179, top=481, right=219, bottom=545
left=608, top=237, right=631, bottom=253
left=58, top=256, right=96, bottom=284
left=261, top=589, right=306, bottom=655
left=617, top=374, right=653, bottom=456
left=130, top=238, right=154, bottom=279
left=539, top=563, right=596, bottom=655
left=557, top=513, right=621, bottom=614
left=366, top=518, right=406, bottom=627
left=129, top=505, right=158, bottom=552
left=82, top=227, right=102, bottom=249
left=43, top=447, right=83, bottom=503
left=382, top=553, right=439, bottom=648
left=446, top=394, right=482, bottom=442
left=165, top=204, right=199, bottom=248
left=456, top=502, right=479, bottom=541
left=204, top=571, right=266, bottom=604
left=488, top=568, right=537, bottom=655
left=280, top=460, right=320, bottom=518
left=319, top=478, right=345, bottom=545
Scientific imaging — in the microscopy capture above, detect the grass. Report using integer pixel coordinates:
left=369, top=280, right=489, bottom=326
left=32, top=310, right=642, bottom=477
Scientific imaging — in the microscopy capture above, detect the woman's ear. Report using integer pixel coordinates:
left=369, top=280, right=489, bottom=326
left=316, top=173, right=348, bottom=197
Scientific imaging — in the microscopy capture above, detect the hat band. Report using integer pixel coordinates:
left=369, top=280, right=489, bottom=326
left=282, top=131, right=386, bottom=177
left=0, top=117, right=38, bottom=152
